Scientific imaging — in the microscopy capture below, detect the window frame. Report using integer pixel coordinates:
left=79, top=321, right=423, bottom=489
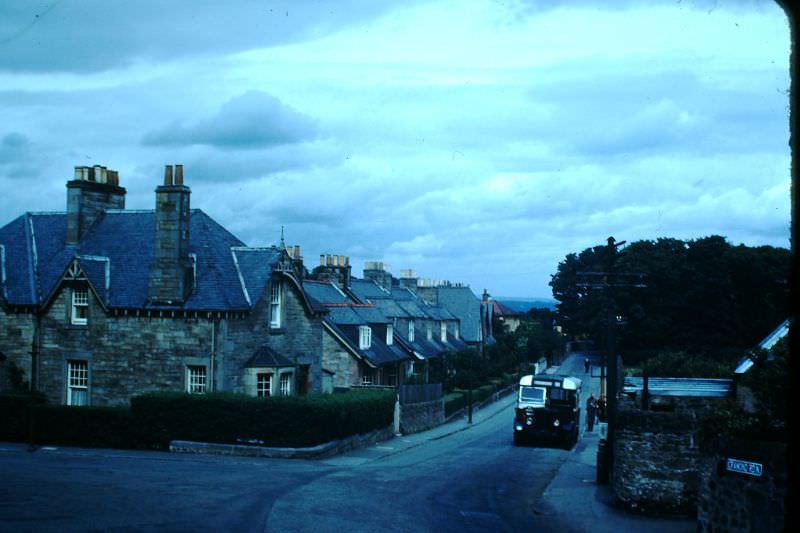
left=359, top=325, right=372, bottom=350
left=257, top=372, right=273, bottom=398
left=66, top=359, right=89, bottom=406
left=187, top=365, right=207, bottom=394
left=270, top=282, right=282, bottom=329
left=408, top=320, right=415, bottom=342
left=386, top=324, right=393, bottom=345
left=279, top=371, right=293, bottom=396
left=440, top=322, right=447, bottom=342
left=71, top=286, right=89, bottom=325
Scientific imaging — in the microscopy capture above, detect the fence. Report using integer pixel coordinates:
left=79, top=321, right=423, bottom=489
left=399, top=383, right=442, bottom=405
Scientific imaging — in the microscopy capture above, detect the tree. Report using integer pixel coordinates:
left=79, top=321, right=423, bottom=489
left=550, top=236, right=790, bottom=362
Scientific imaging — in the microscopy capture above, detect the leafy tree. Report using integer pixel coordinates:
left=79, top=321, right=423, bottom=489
left=550, top=236, right=790, bottom=364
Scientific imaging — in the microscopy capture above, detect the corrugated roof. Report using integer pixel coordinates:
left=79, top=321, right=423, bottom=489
left=623, top=377, right=732, bottom=397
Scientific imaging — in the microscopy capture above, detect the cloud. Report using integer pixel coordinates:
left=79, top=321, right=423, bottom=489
left=141, top=91, right=319, bottom=149
left=0, top=0, right=411, bottom=73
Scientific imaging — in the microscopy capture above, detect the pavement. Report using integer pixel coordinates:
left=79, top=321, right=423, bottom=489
left=366, top=354, right=696, bottom=533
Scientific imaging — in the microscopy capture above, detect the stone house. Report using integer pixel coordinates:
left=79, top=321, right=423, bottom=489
left=302, top=278, right=411, bottom=388
left=0, top=164, right=326, bottom=405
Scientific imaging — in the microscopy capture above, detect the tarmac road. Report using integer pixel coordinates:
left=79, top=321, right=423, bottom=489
left=0, top=352, right=694, bottom=532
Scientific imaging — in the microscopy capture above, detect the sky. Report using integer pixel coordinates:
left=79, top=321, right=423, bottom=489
left=0, top=0, right=791, bottom=299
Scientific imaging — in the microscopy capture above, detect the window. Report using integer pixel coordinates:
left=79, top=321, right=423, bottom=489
left=408, top=320, right=415, bottom=342
left=71, top=287, right=88, bottom=325
left=67, top=360, right=89, bottom=406
left=257, top=373, right=272, bottom=397
left=270, top=283, right=282, bottom=329
left=279, top=372, right=292, bottom=396
left=359, top=325, right=372, bottom=349
left=386, top=324, right=393, bottom=345
left=440, top=322, right=447, bottom=342
left=187, top=365, right=207, bottom=394
left=426, top=324, right=432, bottom=341
left=361, top=371, right=374, bottom=385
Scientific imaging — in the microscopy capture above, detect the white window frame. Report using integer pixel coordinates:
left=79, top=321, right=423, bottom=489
left=408, top=320, right=415, bottom=342
left=187, top=365, right=207, bottom=394
left=279, top=372, right=293, bottom=396
left=67, top=360, right=89, bottom=406
left=359, top=325, right=372, bottom=349
left=426, top=323, right=432, bottom=341
left=361, top=370, right=374, bottom=385
left=440, top=322, right=447, bottom=342
left=71, top=287, right=89, bottom=325
left=386, top=324, right=393, bottom=346
left=257, top=372, right=273, bottom=398
left=270, top=283, right=282, bottom=329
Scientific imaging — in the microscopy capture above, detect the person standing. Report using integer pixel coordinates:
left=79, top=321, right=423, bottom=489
left=584, top=357, right=590, bottom=373
left=586, top=394, right=597, bottom=432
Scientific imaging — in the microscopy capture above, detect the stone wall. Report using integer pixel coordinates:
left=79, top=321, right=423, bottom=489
left=613, top=395, right=717, bottom=515
left=400, top=399, right=444, bottom=434
left=321, top=330, right=360, bottom=389
left=0, top=305, right=35, bottom=390
left=8, top=275, right=325, bottom=406
left=697, top=439, right=786, bottom=532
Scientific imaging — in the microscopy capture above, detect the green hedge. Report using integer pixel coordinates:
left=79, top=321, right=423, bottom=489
left=0, top=389, right=396, bottom=450
left=132, top=389, right=396, bottom=448
left=0, top=392, right=47, bottom=442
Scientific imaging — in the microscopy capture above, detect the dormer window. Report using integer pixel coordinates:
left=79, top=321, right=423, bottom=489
left=440, top=322, right=447, bottom=342
left=408, top=320, right=415, bottom=342
left=426, top=324, right=432, bottom=341
left=359, top=325, right=372, bottom=349
left=386, top=324, right=393, bottom=345
left=270, top=283, right=282, bottom=329
left=71, top=287, right=89, bottom=325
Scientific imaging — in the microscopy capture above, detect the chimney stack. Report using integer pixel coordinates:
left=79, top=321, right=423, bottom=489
left=66, top=164, right=126, bottom=244
left=148, top=164, right=193, bottom=305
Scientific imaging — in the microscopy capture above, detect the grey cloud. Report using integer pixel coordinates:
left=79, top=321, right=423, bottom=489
left=0, top=0, right=411, bottom=73
left=142, top=91, right=319, bottom=149
left=0, top=131, right=41, bottom=179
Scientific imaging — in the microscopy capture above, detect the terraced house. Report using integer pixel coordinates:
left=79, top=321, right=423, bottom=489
left=0, top=164, right=491, bottom=405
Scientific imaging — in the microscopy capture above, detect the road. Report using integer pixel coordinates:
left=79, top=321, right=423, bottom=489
left=0, top=359, right=592, bottom=532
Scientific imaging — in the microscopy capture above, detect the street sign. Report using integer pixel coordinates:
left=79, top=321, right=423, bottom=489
left=726, top=458, right=763, bottom=477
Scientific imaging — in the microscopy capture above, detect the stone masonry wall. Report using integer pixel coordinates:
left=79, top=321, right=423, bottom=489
left=0, top=305, right=35, bottom=390
left=37, top=284, right=216, bottom=406
left=614, top=396, right=708, bottom=515
left=400, top=399, right=444, bottom=434
left=223, top=278, right=324, bottom=394
left=29, top=275, right=325, bottom=406
left=697, top=439, right=786, bottom=532
left=322, top=330, right=360, bottom=389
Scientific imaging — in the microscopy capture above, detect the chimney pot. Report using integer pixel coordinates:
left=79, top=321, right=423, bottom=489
left=320, top=254, right=325, bottom=266
left=164, top=165, right=173, bottom=185
left=175, top=164, right=184, bottom=185
left=327, top=255, right=333, bottom=266
left=294, top=245, right=300, bottom=259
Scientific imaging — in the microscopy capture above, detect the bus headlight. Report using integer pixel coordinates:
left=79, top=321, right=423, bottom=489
left=553, top=419, right=560, bottom=427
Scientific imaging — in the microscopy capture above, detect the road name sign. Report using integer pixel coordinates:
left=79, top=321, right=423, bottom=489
left=726, top=458, right=763, bottom=477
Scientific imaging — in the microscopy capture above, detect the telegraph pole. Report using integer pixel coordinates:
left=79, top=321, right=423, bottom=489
left=577, top=236, right=645, bottom=481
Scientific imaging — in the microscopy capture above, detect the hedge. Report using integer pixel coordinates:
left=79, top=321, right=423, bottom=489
left=444, top=379, right=515, bottom=418
left=0, top=389, right=396, bottom=450
left=132, top=389, right=396, bottom=448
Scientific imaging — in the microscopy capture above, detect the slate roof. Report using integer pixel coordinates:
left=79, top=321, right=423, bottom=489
left=244, top=344, right=295, bottom=368
left=348, top=278, right=391, bottom=301
left=435, top=286, right=483, bottom=343
left=302, top=279, right=408, bottom=366
left=0, top=210, right=284, bottom=311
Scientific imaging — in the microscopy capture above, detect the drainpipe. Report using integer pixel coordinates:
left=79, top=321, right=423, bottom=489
left=209, top=319, right=216, bottom=392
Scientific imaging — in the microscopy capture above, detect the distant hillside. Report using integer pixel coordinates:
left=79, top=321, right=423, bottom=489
left=497, top=297, right=557, bottom=313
